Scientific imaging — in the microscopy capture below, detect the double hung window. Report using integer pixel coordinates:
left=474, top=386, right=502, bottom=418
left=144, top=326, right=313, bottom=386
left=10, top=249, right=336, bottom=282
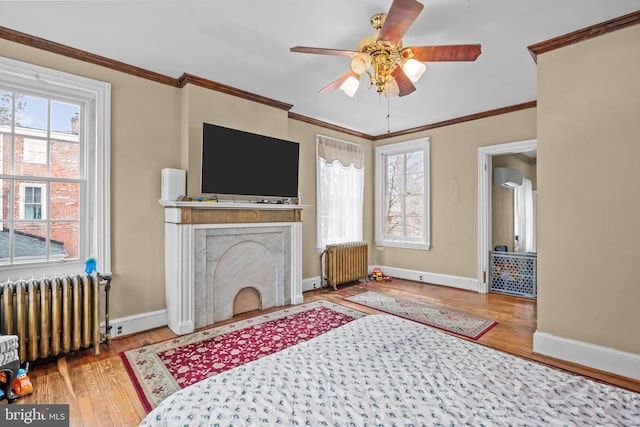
left=0, top=57, right=110, bottom=279
left=375, top=138, right=430, bottom=250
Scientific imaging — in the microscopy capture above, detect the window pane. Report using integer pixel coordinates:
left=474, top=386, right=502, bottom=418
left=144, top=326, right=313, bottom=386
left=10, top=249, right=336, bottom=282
left=386, top=193, right=402, bottom=216
left=51, top=102, right=80, bottom=179
left=51, top=221, right=76, bottom=260
left=386, top=154, right=404, bottom=194
left=405, top=216, right=423, bottom=238
left=406, top=172, right=423, bottom=194
left=16, top=94, right=47, bottom=132
left=51, top=138, right=80, bottom=178
left=386, top=215, right=402, bottom=237
left=405, top=194, right=423, bottom=217
left=386, top=172, right=402, bottom=194
left=405, top=150, right=423, bottom=174
left=0, top=130, right=11, bottom=174
left=1, top=178, right=10, bottom=219
left=12, top=222, right=48, bottom=263
left=50, top=182, right=79, bottom=220
left=16, top=136, right=47, bottom=175
left=0, top=242, right=8, bottom=265
left=51, top=101, right=80, bottom=134
left=0, top=89, right=14, bottom=126
left=23, top=137, right=47, bottom=165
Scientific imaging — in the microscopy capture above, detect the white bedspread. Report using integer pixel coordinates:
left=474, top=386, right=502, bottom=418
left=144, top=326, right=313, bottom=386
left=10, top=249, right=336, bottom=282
left=141, top=314, right=640, bottom=426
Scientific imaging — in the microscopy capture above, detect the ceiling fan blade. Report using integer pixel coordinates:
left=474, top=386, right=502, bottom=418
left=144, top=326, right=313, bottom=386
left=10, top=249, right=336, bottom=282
left=290, top=46, right=357, bottom=57
left=377, top=0, right=424, bottom=45
left=405, top=44, right=482, bottom=61
left=318, top=71, right=356, bottom=94
left=391, top=67, right=416, bottom=97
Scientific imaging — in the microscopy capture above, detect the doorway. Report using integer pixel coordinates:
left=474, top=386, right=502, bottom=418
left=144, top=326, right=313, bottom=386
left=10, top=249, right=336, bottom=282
left=477, top=139, right=537, bottom=293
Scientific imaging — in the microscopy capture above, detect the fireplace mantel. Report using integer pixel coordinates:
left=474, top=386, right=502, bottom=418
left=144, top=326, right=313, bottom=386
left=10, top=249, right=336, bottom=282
left=160, top=200, right=305, bottom=224
left=161, top=201, right=307, bottom=335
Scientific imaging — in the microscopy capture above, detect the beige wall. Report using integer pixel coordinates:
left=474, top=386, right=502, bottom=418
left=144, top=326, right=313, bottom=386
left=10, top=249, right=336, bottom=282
left=180, top=85, right=290, bottom=197
left=536, top=24, right=640, bottom=354
left=373, top=110, right=537, bottom=279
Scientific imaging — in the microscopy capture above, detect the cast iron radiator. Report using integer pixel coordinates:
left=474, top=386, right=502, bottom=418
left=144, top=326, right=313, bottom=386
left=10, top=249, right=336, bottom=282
left=322, top=241, right=368, bottom=291
left=0, top=273, right=104, bottom=363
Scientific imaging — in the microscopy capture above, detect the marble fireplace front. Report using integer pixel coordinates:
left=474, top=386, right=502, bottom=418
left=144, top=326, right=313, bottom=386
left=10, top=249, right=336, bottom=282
left=194, top=225, right=291, bottom=329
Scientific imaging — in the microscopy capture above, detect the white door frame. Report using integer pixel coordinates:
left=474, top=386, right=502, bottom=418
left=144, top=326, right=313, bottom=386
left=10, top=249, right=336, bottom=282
left=477, top=139, right=537, bottom=292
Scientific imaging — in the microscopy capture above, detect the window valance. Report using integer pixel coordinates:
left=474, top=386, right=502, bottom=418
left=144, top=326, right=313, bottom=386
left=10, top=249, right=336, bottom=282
left=317, top=135, right=364, bottom=169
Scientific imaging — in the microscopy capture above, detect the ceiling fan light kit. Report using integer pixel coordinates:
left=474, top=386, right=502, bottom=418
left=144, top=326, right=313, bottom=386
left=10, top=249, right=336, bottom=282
left=402, top=58, right=426, bottom=83
left=339, top=74, right=360, bottom=97
left=291, top=0, right=481, bottom=99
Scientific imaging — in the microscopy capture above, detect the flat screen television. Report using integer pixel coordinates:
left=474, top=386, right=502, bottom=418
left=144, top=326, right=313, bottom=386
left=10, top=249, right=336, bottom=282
left=201, top=122, right=300, bottom=198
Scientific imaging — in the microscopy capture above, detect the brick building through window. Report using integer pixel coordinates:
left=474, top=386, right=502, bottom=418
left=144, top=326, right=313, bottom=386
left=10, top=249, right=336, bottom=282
left=0, top=109, right=81, bottom=263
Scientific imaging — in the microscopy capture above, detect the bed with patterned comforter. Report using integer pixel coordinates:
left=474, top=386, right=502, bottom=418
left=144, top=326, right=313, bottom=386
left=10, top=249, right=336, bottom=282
left=141, top=314, right=639, bottom=426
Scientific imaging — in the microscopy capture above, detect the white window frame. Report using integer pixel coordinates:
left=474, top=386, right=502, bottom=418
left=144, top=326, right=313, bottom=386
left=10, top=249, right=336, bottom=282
left=18, top=183, right=47, bottom=220
left=0, top=56, right=111, bottom=280
left=375, top=137, right=430, bottom=250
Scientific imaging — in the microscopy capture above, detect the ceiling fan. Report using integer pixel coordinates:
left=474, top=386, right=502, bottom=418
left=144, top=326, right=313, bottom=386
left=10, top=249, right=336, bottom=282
left=290, top=0, right=481, bottom=98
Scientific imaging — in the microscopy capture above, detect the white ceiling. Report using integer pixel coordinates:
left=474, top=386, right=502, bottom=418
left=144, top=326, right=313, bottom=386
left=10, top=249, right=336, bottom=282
left=1, top=1, right=639, bottom=136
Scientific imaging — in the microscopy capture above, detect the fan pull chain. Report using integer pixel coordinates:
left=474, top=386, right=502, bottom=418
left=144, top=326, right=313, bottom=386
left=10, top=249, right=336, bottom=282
left=387, top=94, right=391, bottom=133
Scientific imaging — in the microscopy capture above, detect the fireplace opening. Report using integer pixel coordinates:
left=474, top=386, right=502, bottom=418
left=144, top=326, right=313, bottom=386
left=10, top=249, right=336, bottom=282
left=233, top=287, right=262, bottom=315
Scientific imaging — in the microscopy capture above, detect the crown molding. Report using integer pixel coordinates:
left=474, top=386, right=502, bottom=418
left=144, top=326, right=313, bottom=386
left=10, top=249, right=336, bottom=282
left=287, top=112, right=374, bottom=140
left=373, top=101, right=537, bottom=140
left=178, top=73, right=293, bottom=112
left=528, top=10, right=640, bottom=62
left=0, top=26, right=178, bottom=86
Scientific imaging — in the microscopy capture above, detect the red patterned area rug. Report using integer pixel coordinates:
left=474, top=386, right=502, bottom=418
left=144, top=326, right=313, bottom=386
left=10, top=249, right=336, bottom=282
left=120, top=300, right=366, bottom=412
left=345, top=291, right=496, bottom=340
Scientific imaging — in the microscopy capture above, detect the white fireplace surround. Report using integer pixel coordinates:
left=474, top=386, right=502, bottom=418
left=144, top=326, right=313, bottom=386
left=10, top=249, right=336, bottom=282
left=162, top=201, right=305, bottom=335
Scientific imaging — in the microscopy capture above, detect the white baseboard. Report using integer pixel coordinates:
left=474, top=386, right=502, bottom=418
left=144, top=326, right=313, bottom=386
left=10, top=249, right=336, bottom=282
left=304, top=267, right=478, bottom=293
left=114, top=268, right=476, bottom=338
left=372, top=265, right=480, bottom=292
left=302, top=276, right=322, bottom=292
left=100, top=309, right=168, bottom=338
left=533, top=331, right=640, bottom=381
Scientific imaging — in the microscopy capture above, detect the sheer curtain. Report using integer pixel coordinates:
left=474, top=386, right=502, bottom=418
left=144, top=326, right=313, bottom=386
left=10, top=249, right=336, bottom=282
left=514, top=178, right=536, bottom=253
left=316, top=135, right=364, bottom=252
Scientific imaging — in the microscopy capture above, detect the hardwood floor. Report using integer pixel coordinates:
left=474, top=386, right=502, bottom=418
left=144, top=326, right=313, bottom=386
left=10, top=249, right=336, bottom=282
left=2, top=279, right=638, bottom=426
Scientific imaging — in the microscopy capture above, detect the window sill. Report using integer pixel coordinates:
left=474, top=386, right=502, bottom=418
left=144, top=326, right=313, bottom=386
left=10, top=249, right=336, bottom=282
left=375, top=240, right=430, bottom=251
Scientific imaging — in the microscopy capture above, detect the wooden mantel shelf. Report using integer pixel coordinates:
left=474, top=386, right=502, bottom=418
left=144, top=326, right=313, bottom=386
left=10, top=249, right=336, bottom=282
left=160, top=200, right=309, bottom=225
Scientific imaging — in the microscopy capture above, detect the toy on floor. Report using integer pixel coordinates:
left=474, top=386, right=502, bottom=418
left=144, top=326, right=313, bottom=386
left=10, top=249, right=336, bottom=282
left=369, top=267, right=383, bottom=281
left=370, top=268, right=393, bottom=282
left=0, top=363, right=33, bottom=399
